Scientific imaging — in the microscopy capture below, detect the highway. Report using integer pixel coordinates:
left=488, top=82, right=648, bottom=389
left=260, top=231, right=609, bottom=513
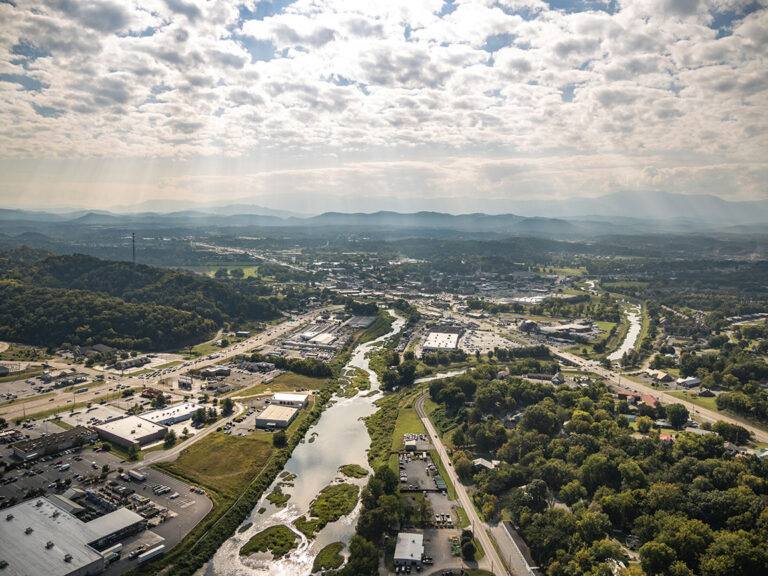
left=414, top=392, right=510, bottom=576
left=550, top=348, right=768, bottom=444
left=0, top=306, right=340, bottom=423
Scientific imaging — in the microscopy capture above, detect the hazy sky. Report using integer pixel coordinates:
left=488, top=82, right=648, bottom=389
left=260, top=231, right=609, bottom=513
left=0, top=0, right=766, bottom=213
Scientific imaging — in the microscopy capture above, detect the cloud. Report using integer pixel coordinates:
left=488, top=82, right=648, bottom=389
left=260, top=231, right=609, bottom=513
left=0, top=0, right=765, bottom=206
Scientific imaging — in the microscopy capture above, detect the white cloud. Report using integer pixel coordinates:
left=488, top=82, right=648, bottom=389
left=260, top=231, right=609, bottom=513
left=0, top=0, right=765, bottom=207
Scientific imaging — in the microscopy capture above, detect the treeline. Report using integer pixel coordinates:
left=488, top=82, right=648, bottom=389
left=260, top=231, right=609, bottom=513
left=245, top=352, right=333, bottom=379
left=0, top=281, right=215, bottom=350
left=0, top=249, right=282, bottom=351
left=3, top=252, right=279, bottom=324
left=426, top=368, right=768, bottom=576
left=679, top=341, right=768, bottom=423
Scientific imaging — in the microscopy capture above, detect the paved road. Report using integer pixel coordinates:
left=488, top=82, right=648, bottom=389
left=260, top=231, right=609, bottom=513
left=423, top=305, right=768, bottom=445
left=550, top=348, right=768, bottom=444
left=415, top=393, right=509, bottom=576
left=0, top=306, right=339, bottom=422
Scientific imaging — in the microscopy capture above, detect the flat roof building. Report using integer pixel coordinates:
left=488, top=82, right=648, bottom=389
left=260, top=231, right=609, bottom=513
left=422, top=332, right=460, bottom=352
left=12, top=426, right=97, bottom=460
left=84, top=507, right=145, bottom=550
left=93, top=416, right=166, bottom=448
left=141, top=402, right=201, bottom=426
left=394, top=532, right=424, bottom=567
left=254, top=405, right=298, bottom=429
left=271, top=393, right=310, bottom=409
left=0, top=499, right=109, bottom=576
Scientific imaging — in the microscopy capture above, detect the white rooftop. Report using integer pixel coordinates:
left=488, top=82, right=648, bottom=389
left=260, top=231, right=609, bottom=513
left=84, top=507, right=144, bottom=541
left=94, top=415, right=166, bottom=441
left=423, top=332, right=459, bottom=350
left=272, top=393, right=310, bottom=402
left=394, top=532, right=424, bottom=563
left=140, top=402, right=201, bottom=424
left=0, top=499, right=104, bottom=576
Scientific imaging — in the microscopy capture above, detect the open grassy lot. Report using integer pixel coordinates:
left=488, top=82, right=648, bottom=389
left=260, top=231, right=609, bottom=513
left=236, top=373, right=328, bottom=398
left=390, top=398, right=427, bottom=451
left=667, top=391, right=718, bottom=411
left=0, top=343, right=51, bottom=361
left=0, top=366, right=44, bottom=383
left=239, top=525, right=298, bottom=559
left=157, top=432, right=274, bottom=497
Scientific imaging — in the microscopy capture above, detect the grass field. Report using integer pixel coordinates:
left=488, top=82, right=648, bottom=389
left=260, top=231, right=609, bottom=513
left=236, top=373, right=327, bottom=398
left=157, top=432, right=274, bottom=497
left=0, top=366, right=44, bottom=383
left=391, top=399, right=427, bottom=451
left=455, top=506, right=469, bottom=528
left=0, top=343, right=51, bottom=362
left=667, top=391, right=718, bottom=411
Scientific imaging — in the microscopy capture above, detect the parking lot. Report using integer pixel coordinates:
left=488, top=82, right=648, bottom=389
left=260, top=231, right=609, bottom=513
left=1, top=440, right=211, bottom=573
left=459, top=329, right=517, bottom=354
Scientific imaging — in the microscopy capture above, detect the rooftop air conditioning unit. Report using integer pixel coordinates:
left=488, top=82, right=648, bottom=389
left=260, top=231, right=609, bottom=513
left=45, top=541, right=54, bottom=549
left=24, top=527, right=33, bottom=534
left=5, top=515, right=13, bottom=521
left=64, top=554, right=72, bottom=563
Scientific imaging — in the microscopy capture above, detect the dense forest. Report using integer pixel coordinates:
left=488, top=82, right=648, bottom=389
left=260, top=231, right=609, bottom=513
left=0, top=249, right=279, bottom=350
left=427, top=367, right=768, bottom=576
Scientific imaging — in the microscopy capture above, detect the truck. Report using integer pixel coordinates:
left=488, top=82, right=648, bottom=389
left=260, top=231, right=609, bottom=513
left=137, top=544, right=165, bottom=563
left=128, top=469, right=146, bottom=482
left=101, top=543, right=122, bottom=561
left=75, top=387, right=88, bottom=394
left=59, top=464, right=70, bottom=471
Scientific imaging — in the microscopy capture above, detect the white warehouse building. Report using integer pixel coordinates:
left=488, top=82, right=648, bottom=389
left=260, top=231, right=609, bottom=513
left=140, top=402, right=201, bottom=426
left=271, top=393, right=310, bottom=409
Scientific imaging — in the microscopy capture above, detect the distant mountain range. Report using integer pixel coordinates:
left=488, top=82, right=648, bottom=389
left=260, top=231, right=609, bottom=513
left=1, top=191, right=767, bottom=238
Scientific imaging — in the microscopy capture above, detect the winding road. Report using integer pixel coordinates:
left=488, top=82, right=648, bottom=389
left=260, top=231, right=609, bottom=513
left=414, top=392, right=511, bottom=576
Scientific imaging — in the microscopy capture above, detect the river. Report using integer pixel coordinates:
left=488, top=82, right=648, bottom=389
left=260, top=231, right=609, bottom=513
left=608, top=304, right=642, bottom=361
left=202, top=311, right=406, bottom=576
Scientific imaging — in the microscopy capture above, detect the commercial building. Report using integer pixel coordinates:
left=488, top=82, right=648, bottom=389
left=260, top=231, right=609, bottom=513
left=422, top=332, right=460, bottom=352
left=12, top=426, right=97, bottom=460
left=93, top=416, right=166, bottom=448
left=0, top=498, right=146, bottom=576
left=346, top=316, right=377, bottom=329
left=114, top=357, right=150, bottom=371
left=140, top=402, right=201, bottom=426
left=84, top=507, right=145, bottom=550
left=271, top=393, right=310, bottom=409
left=254, top=405, right=298, bottom=429
left=677, top=376, right=702, bottom=388
left=394, top=532, right=424, bottom=567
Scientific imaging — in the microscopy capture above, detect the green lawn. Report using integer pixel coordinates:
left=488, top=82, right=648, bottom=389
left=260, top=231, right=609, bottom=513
left=0, top=366, right=44, bottom=383
left=157, top=432, right=274, bottom=498
left=236, top=373, right=328, bottom=398
left=391, top=400, right=427, bottom=451
left=667, top=391, right=718, bottom=411
left=455, top=506, right=470, bottom=529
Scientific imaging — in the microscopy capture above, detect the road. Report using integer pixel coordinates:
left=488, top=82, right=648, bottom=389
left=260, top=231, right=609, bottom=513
left=422, top=304, right=768, bottom=445
left=414, top=393, right=510, bottom=576
left=0, top=306, right=340, bottom=422
left=550, top=348, right=768, bottom=444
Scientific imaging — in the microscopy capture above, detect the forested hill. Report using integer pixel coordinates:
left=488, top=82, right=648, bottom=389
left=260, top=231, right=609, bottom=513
left=0, top=250, right=279, bottom=350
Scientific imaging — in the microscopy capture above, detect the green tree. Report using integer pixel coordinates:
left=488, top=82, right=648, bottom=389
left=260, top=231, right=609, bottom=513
left=221, top=397, right=235, bottom=416
left=637, top=415, right=653, bottom=433
left=127, top=443, right=139, bottom=461
left=640, top=541, right=677, bottom=576
left=666, top=404, right=690, bottom=429
left=163, top=429, right=177, bottom=449
left=273, top=430, right=287, bottom=448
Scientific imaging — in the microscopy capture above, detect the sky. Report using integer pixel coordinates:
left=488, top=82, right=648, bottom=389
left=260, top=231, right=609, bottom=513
left=0, top=0, right=766, bottom=214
